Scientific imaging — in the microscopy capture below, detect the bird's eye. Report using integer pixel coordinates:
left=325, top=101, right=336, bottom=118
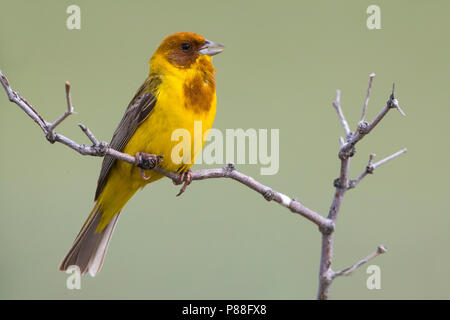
left=181, top=42, right=191, bottom=51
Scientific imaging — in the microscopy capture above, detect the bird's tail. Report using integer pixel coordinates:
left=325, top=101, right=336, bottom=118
left=59, top=204, right=120, bottom=277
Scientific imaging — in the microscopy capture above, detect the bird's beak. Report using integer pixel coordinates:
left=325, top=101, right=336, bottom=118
left=199, top=39, right=225, bottom=56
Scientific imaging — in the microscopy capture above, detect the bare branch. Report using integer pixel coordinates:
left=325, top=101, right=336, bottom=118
left=349, top=153, right=376, bottom=189
left=78, top=124, right=100, bottom=146
left=389, top=83, right=406, bottom=116
left=372, top=148, right=407, bottom=169
left=318, top=155, right=350, bottom=299
left=349, top=148, right=407, bottom=189
left=168, top=163, right=334, bottom=231
left=332, top=89, right=351, bottom=139
left=0, top=70, right=48, bottom=133
left=360, top=73, right=376, bottom=123
left=317, top=80, right=406, bottom=300
left=333, top=245, right=387, bottom=278
left=46, top=82, right=75, bottom=142
left=339, top=86, right=404, bottom=160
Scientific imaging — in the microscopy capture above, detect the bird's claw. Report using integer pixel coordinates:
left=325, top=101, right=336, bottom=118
left=135, top=152, right=163, bottom=181
left=173, top=169, right=193, bottom=196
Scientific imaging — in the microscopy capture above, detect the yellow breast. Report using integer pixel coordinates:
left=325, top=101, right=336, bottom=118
left=94, top=34, right=220, bottom=231
left=120, top=66, right=217, bottom=187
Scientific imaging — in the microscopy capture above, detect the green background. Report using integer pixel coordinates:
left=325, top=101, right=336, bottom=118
left=1, top=0, right=449, bottom=299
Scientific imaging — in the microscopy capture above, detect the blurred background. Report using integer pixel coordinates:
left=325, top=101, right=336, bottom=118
left=1, top=0, right=449, bottom=299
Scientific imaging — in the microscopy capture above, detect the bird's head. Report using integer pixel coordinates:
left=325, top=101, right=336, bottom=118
left=150, top=32, right=224, bottom=73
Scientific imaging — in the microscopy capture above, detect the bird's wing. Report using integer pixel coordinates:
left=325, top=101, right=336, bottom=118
left=94, top=75, right=161, bottom=200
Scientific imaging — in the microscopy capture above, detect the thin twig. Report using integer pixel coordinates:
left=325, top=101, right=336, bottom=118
left=372, top=148, right=407, bottom=169
left=333, top=245, right=387, bottom=278
left=360, top=73, right=376, bottom=123
left=349, top=148, right=407, bottom=189
left=339, top=85, right=405, bottom=160
left=47, top=82, right=75, bottom=142
left=332, top=89, right=351, bottom=139
left=390, top=83, right=406, bottom=116
left=78, top=124, right=100, bottom=146
left=0, top=70, right=48, bottom=133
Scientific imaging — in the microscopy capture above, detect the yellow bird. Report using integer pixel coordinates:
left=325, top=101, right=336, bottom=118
left=59, top=32, right=224, bottom=276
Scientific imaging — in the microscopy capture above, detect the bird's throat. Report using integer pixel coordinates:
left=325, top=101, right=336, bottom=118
left=183, top=57, right=216, bottom=113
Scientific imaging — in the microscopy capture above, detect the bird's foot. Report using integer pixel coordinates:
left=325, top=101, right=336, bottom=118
left=173, top=169, right=193, bottom=197
left=135, top=152, right=163, bottom=181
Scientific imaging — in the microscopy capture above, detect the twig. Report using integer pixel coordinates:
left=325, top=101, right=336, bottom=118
left=46, top=82, right=75, bottom=142
left=183, top=164, right=333, bottom=231
left=359, top=73, right=376, bottom=123
left=78, top=124, right=99, bottom=146
left=339, top=83, right=405, bottom=161
left=349, top=148, right=407, bottom=189
left=0, top=70, right=48, bottom=133
left=333, top=245, right=387, bottom=278
left=332, top=89, right=351, bottom=140
left=372, top=148, right=407, bottom=169
left=390, top=83, right=406, bottom=116
left=0, top=69, right=406, bottom=300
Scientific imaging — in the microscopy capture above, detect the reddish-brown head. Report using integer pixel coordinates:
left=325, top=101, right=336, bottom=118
left=153, top=32, right=224, bottom=69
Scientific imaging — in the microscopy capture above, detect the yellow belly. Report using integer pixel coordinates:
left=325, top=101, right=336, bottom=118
left=95, top=78, right=216, bottom=231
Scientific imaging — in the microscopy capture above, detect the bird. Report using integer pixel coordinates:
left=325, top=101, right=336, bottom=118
left=59, top=32, right=224, bottom=276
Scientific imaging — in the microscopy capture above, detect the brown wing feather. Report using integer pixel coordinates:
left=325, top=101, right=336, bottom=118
left=94, top=75, right=161, bottom=200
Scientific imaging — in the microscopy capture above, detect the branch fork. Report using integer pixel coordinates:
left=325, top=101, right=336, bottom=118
left=317, top=73, right=406, bottom=299
left=46, top=82, right=75, bottom=143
